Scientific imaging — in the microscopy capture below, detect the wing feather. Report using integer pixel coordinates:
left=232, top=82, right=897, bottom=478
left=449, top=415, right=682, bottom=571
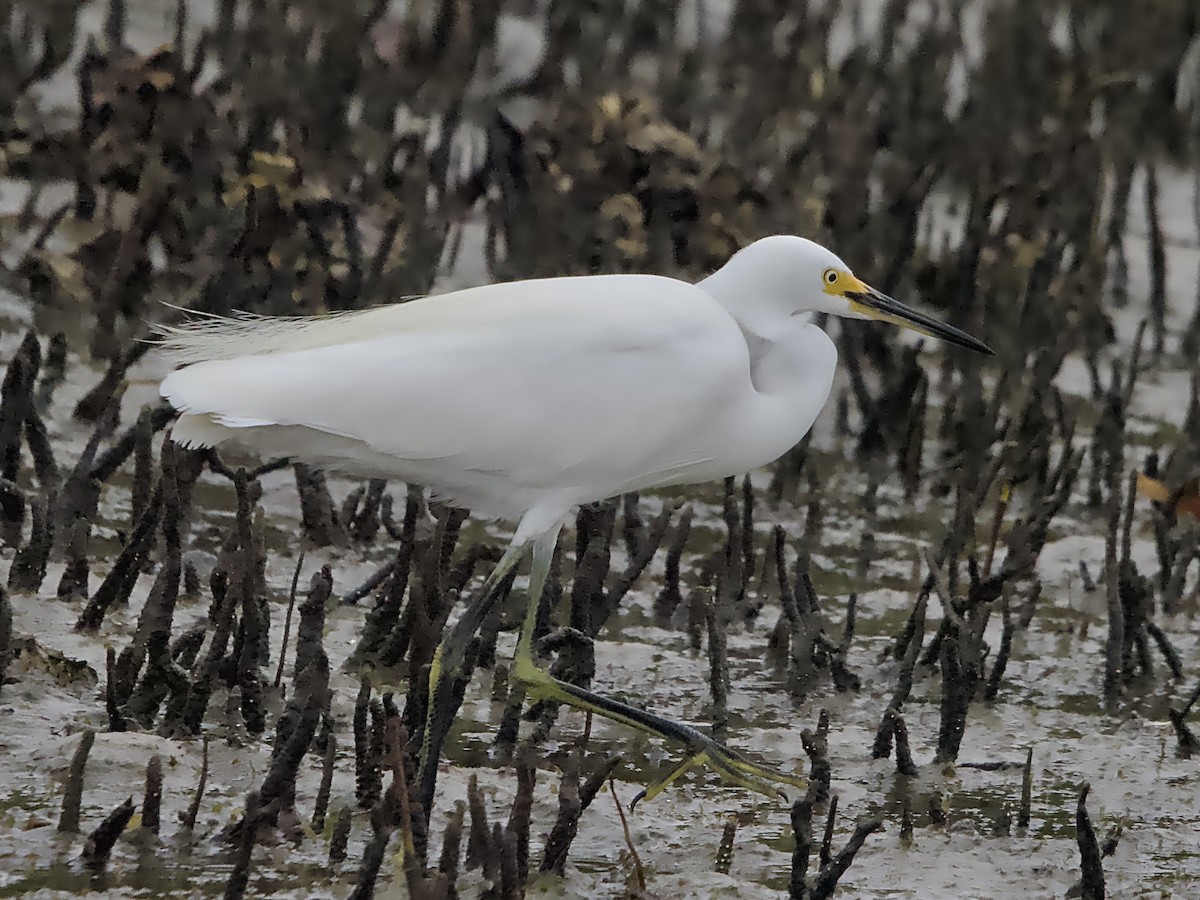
left=160, top=274, right=750, bottom=493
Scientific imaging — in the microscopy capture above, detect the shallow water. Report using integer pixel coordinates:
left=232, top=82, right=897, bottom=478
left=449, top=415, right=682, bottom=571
left=3, top=0, right=1200, bottom=898
left=4, top=307, right=1199, bottom=900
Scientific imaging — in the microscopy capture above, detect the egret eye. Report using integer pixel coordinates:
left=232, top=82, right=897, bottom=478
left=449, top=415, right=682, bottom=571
left=823, top=269, right=839, bottom=286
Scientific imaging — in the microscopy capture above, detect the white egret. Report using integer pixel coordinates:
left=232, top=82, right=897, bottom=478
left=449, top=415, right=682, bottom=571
left=157, top=234, right=992, bottom=803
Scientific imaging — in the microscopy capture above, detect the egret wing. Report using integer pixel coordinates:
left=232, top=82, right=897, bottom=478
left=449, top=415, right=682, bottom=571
left=161, top=275, right=749, bottom=491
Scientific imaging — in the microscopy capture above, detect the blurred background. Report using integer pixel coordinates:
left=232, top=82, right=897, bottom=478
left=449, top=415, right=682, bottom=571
left=1, top=1, right=1200, bottom=897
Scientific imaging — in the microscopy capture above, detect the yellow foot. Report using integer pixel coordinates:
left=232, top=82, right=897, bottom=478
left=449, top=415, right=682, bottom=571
left=510, top=655, right=806, bottom=804
left=632, top=738, right=808, bottom=808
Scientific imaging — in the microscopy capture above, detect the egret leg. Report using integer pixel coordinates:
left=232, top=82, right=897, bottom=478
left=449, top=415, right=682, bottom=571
left=510, top=532, right=806, bottom=805
left=417, top=537, right=528, bottom=812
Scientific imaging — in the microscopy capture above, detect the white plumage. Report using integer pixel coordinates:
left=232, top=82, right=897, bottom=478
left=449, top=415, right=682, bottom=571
left=158, top=235, right=991, bottom=530
left=160, top=248, right=840, bottom=524
left=157, top=234, right=991, bottom=801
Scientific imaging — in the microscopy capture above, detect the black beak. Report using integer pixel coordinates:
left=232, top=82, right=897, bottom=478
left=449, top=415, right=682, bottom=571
left=845, top=287, right=994, bottom=355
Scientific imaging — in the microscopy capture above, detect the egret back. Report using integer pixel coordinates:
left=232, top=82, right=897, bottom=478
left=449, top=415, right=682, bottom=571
left=160, top=274, right=765, bottom=519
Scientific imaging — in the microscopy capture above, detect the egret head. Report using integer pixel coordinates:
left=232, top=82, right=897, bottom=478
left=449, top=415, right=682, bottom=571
left=708, top=235, right=993, bottom=354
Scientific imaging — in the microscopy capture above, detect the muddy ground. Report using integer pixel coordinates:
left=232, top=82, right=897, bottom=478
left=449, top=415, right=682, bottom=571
left=1, top=1, right=1199, bottom=898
